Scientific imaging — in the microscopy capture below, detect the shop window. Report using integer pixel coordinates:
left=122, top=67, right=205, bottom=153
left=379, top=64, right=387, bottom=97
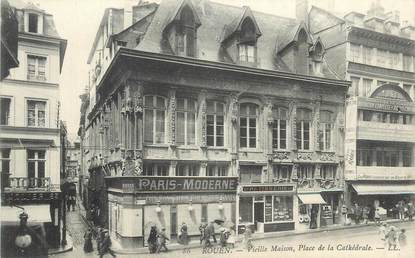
left=319, top=111, right=333, bottom=151
left=321, top=165, right=336, bottom=179
left=273, top=165, right=291, bottom=181
left=239, top=197, right=253, bottom=223
left=239, top=103, right=258, bottom=148
left=273, top=196, right=293, bottom=221
left=143, top=163, right=168, bottom=176
left=176, top=98, right=196, bottom=146
left=27, top=100, right=46, bottom=127
left=206, top=164, right=228, bottom=177
left=177, top=6, right=196, bottom=57
left=402, top=114, right=412, bottom=125
left=207, top=101, right=225, bottom=147
left=296, top=108, right=311, bottom=150
left=240, top=165, right=261, bottom=184
left=0, top=98, right=11, bottom=125
left=144, top=96, right=166, bottom=144
left=28, top=13, right=38, bottom=33
left=362, top=110, right=372, bottom=121
left=27, top=55, right=47, bottom=81
left=390, top=113, right=399, bottom=124
left=272, top=107, right=287, bottom=149
left=27, top=150, right=46, bottom=187
left=297, top=165, right=314, bottom=179
left=176, top=163, right=199, bottom=176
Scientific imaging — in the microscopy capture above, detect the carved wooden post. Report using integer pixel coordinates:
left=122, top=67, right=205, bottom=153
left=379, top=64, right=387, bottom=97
left=289, top=100, right=297, bottom=151
left=168, top=88, right=177, bottom=146
left=314, top=99, right=321, bottom=151
left=199, top=90, right=207, bottom=148
left=229, top=93, right=239, bottom=154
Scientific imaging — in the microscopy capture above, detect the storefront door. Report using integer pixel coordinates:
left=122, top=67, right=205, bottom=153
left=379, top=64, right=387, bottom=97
left=254, top=202, right=264, bottom=223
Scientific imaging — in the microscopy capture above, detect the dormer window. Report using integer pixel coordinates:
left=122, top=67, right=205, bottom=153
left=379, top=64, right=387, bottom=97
left=238, top=18, right=257, bottom=63
left=310, top=40, right=324, bottom=75
left=28, top=13, right=38, bottom=33
left=177, top=5, right=196, bottom=57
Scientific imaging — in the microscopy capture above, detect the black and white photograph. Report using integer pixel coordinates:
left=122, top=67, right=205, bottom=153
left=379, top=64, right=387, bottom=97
left=0, top=0, right=414, bottom=257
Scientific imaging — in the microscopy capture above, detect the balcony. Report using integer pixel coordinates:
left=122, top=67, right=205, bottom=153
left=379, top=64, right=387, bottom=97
left=355, top=166, right=415, bottom=180
left=3, top=177, right=51, bottom=192
left=357, top=121, right=415, bottom=142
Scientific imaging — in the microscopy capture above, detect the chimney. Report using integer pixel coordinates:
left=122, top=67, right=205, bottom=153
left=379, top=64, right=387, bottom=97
left=295, top=0, right=309, bottom=26
left=123, top=1, right=133, bottom=29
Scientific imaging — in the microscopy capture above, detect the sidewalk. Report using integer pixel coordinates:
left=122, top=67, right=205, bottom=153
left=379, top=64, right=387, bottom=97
left=76, top=197, right=414, bottom=255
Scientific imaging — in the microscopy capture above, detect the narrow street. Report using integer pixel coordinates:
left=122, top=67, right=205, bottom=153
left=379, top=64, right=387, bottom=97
left=52, top=206, right=415, bottom=258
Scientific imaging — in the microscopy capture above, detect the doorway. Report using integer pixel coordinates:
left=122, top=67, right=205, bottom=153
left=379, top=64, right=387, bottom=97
left=254, top=202, right=264, bottom=223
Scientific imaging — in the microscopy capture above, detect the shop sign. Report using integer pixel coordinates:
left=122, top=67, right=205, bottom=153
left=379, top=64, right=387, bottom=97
left=124, top=177, right=238, bottom=192
left=242, top=185, right=294, bottom=192
left=358, top=98, right=413, bottom=112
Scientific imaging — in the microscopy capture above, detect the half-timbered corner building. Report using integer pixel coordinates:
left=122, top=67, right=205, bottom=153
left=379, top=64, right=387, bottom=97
left=79, top=0, right=349, bottom=249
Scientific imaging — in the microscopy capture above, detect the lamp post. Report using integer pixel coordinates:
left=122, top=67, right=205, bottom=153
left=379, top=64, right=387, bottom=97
left=15, top=209, right=32, bottom=255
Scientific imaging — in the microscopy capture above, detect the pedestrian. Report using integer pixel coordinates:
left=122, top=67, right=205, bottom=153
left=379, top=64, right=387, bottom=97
left=199, top=223, right=206, bottom=245
left=71, top=195, right=77, bottom=211
left=243, top=227, right=253, bottom=250
left=379, top=222, right=388, bottom=248
left=99, top=229, right=116, bottom=258
left=66, top=195, right=72, bottom=212
left=219, top=227, right=228, bottom=247
left=341, top=204, right=348, bottom=225
left=362, top=206, right=370, bottom=224
left=206, top=221, right=217, bottom=243
left=398, top=201, right=405, bottom=220
left=386, top=226, right=398, bottom=251
left=398, top=229, right=406, bottom=249
left=156, top=228, right=169, bottom=253
left=226, top=227, right=236, bottom=248
left=96, top=227, right=103, bottom=255
left=374, top=207, right=381, bottom=225
left=147, top=226, right=158, bottom=253
left=407, top=202, right=414, bottom=221
left=353, top=203, right=361, bottom=224
left=178, top=222, right=189, bottom=245
left=83, top=228, right=94, bottom=253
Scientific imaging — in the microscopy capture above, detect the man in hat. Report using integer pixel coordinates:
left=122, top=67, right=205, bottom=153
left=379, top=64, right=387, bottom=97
left=206, top=221, right=217, bottom=244
left=99, top=229, right=116, bottom=258
left=408, top=202, right=414, bottom=221
left=156, top=228, right=169, bottom=253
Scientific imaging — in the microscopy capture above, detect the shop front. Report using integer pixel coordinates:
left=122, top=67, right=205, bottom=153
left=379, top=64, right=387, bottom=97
left=106, top=176, right=238, bottom=249
left=237, top=184, right=297, bottom=234
left=349, top=182, right=415, bottom=220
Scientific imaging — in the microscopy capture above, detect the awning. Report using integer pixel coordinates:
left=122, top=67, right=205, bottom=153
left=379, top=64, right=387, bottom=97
left=298, top=194, right=326, bottom=204
left=352, top=183, right=415, bottom=195
left=1, top=205, right=51, bottom=223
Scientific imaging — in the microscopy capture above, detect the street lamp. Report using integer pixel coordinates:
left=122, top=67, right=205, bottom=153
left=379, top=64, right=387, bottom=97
left=15, top=210, right=32, bottom=255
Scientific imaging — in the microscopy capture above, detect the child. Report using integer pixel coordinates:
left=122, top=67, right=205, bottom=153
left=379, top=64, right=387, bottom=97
left=398, top=229, right=406, bottom=250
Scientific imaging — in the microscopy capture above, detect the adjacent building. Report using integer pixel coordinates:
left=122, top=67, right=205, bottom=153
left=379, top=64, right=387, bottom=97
left=309, top=0, right=415, bottom=217
left=79, top=0, right=349, bottom=249
left=0, top=0, right=67, bottom=256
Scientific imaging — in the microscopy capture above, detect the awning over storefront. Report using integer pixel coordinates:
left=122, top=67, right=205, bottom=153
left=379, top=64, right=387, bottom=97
left=352, top=183, right=415, bottom=195
left=297, top=194, right=326, bottom=204
left=1, top=205, right=51, bottom=223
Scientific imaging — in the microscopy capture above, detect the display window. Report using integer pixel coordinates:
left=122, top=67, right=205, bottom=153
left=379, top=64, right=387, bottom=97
left=239, top=195, right=293, bottom=223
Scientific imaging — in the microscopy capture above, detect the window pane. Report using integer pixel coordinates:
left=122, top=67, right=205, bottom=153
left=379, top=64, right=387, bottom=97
left=38, top=151, right=45, bottom=159
left=144, top=96, right=153, bottom=107
left=187, top=113, right=195, bottom=145
left=27, top=150, right=35, bottom=159
left=38, top=161, right=45, bottom=178
left=155, top=110, right=165, bottom=143
left=156, top=97, right=165, bottom=109
left=38, top=110, right=45, bottom=127
left=144, top=109, right=153, bottom=143
left=176, top=112, right=185, bottom=145
left=207, top=101, right=215, bottom=114
left=280, top=120, right=286, bottom=149
left=216, top=103, right=224, bottom=114
left=216, top=136, right=224, bottom=147
left=28, top=161, right=35, bottom=178
left=0, top=98, right=11, bottom=125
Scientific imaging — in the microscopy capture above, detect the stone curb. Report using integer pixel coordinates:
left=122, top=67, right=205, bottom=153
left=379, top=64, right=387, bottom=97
left=48, top=233, right=74, bottom=255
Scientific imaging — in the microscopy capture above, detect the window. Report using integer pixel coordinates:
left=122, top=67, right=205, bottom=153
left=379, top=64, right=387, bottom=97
left=350, top=77, right=360, bottom=96
left=362, top=79, right=372, bottom=97
left=176, top=98, right=196, bottom=146
left=319, top=111, right=333, bottom=151
left=239, top=103, right=258, bottom=148
left=27, top=100, right=46, bottom=127
left=176, top=163, right=199, bottom=176
left=350, top=44, right=360, bottom=62
left=27, top=55, right=46, bottom=81
left=143, top=163, right=168, bottom=176
left=238, top=44, right=256, bottom=63
left=403, top=55, right=413, bottom=72
left=403, top=150, right=411, bottom=167
left=239, top=197, right=253, bottom=223
left=27, top=150, right=46, bottom=187
left=207, top=101, right=225, bottom=147
left=273, top=196, right=293, bottom=221
left=297, top=165, right=314, bottom=179
left=273, top=165, right=291, bottom=180
left=206, top=164, right=228, bottom=176
left=377, top=49, right=387, bottom=67
left=177, top=6, right=196, bottom=57
left=144, top=96, right=166, bottom=144
left=28, top=13, right=38, bottom=33
left=296, top=108, right=311, bottom=150
left=0, top=98, right=11, bottom=125
left=321, top=165, right=336, bottom=179
left=357, top=149, right=372, bottom=166
left=0, top=149, right=11, bottom=187
left=362, top=46, right=372, bottom=64
left=272, top=107, right=287, bottom=149
left=240, top=165, right=261, bottom=184
left=390, top=113, right=399, bottom=124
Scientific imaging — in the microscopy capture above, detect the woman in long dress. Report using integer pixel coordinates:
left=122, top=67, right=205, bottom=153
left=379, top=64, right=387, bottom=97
left=83, top=229, right=94, bottom=253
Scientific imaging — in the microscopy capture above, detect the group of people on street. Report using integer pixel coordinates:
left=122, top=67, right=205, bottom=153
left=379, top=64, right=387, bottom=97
left=378, top=222, right=407, bottom=251
left=342, top=201, right=414, bottom=225
left=199, top=221, right=236, bottom=248
left=66, top=194, right=76, bottom=212
left=147, top=226, right=170, bottom=253
left=83, top=227, right=116, bottom=258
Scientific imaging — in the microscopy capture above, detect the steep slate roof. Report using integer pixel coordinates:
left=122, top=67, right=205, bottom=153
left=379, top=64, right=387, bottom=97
left=137, top=0, right=299, bottom=72
left=221, top=5, right=262, bottom=43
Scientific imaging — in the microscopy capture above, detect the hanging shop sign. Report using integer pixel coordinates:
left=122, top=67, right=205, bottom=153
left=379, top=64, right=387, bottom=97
left=241, top=185, right=295, bottom=193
